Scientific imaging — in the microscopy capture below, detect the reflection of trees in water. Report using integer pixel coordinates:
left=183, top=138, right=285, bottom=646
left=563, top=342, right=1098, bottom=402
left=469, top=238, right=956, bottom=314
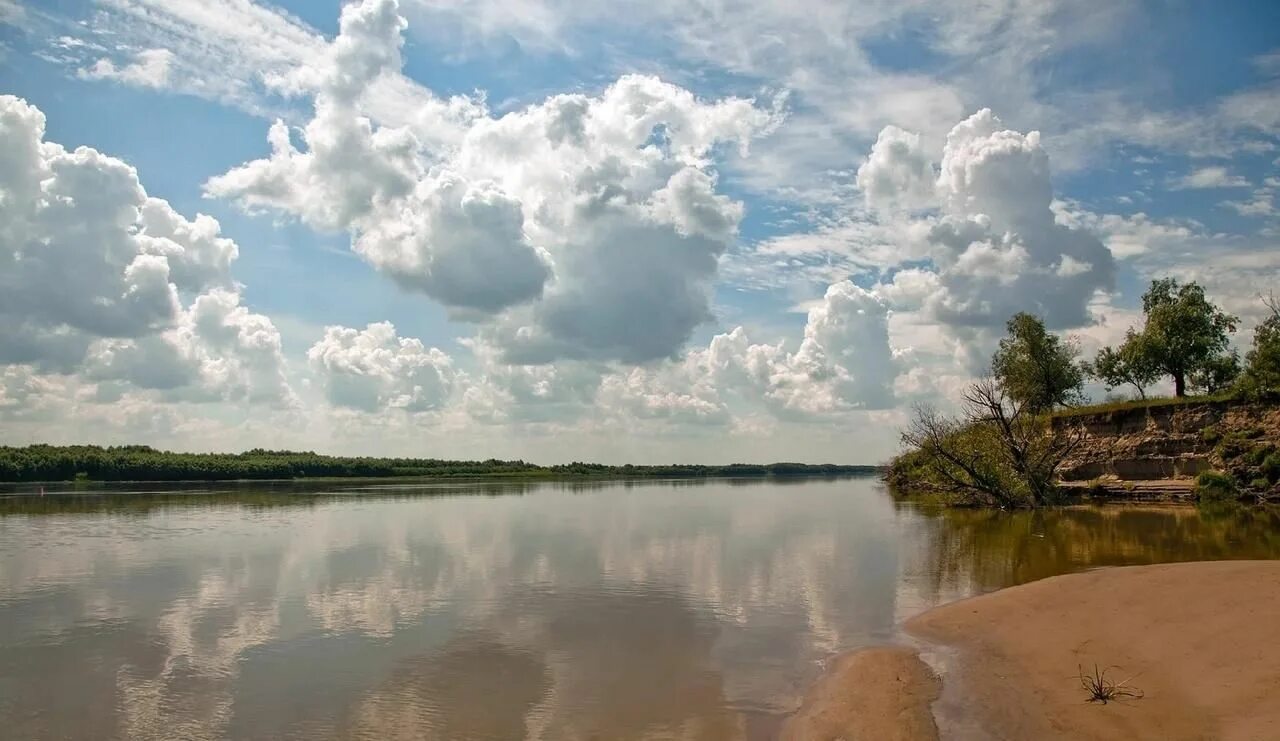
left=905, top=503, right=1280, bottom=603
left=0, top=475, right=875, bottom=516
left=0, top=489, right=538, bottom=517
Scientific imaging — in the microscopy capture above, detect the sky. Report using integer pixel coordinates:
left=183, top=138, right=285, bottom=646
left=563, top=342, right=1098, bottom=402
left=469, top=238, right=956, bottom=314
left=0, top=0, right=1278, bottom=464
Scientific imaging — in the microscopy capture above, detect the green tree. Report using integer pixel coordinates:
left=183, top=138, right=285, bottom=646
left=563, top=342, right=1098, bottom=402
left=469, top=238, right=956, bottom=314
left=1238, top=293, right=1280, bottom=397
left=991, top=312, right=1085, bottom=412
left=1087, top=331, right=1160, bottom=399
left=1190, top=351, right=1241, bottom=394
left=1093, top=279, right=1238, bottom=398
left=1141, top=279, right=1238, bottom=396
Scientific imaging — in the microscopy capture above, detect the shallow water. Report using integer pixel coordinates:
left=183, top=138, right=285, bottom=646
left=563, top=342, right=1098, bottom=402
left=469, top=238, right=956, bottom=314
left=1, top=477, right=1277, bottom=740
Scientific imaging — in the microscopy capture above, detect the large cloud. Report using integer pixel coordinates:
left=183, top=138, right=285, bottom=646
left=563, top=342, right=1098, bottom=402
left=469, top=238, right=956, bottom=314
left=856, top=125, right=935, bottom=212
left=0, top=94, right=292, bottom=405
left=87, top=290, right=295, bottom=406
left=0, top=95, right=231, bottom=368
left=698, top=281, right=897, bottom=416
left=204, top=0, right=421, bottom=230
left=926, top=110, right=1114, bottom=329
left=207, top=0, right=776, bottom=363
left=436, top=277, right=899, bottom=430
left=308, top=322, right=455, bottom=413
left=777, top=281, right=897, bottom=412
left=0, top=366, right=66, bottom=423
left=542, top=279, right=899, bottom=426
left=353, top=174, right=550, bottom=313
left=459, top=341, right=602, bottom=425
left=0, top=100, right=172, bottom=347
left=868, top=109, right=1115, bottom=335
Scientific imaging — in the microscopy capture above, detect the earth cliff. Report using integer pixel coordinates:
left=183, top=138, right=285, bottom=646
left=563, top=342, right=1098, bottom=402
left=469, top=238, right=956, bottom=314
left=1053, top=399, right=1280, bottom=500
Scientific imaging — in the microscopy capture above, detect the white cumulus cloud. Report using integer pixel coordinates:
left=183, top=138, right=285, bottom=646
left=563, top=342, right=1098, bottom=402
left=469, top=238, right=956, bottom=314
left=586, top=279, right=899, bottom=424
left=856, top=125, right=935, bottom=212
left=0, top=94, right=293, bottom=406
left=883, top=109, right=1116, bottom=332
left=207, top=0, right=777, bottom=363
left=0, top=94, right=237, bottom=370
left=308, top=322, right=455, bottom=413
left=87, top=290, right=295, bottom=406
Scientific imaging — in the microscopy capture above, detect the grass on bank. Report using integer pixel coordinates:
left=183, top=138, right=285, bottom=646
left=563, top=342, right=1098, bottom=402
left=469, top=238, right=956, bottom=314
left=1050, top=392, right=1236, bottom=419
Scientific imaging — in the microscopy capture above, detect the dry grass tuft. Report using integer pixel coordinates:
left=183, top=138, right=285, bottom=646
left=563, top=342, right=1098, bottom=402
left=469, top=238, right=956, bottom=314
left=1078, top=664, right=1145, bottom=704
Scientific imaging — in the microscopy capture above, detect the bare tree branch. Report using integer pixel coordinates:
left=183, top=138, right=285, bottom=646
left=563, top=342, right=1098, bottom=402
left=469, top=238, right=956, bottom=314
left=898, top=377, right=1085, bottom=507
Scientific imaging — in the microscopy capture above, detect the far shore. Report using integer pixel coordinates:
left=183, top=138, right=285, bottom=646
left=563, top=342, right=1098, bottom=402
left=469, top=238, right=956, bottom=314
left=0, top=470, right=883, bottom=489
left=783, top=560, right=1280, bottom=741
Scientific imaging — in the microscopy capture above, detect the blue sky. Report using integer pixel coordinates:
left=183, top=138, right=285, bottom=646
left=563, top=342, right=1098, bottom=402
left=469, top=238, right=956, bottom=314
left=0, top=0, right=1277, bottom=462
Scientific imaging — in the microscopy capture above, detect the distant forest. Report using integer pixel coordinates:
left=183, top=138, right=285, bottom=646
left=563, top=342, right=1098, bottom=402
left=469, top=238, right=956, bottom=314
left=0, top=445, right=879, bottom=483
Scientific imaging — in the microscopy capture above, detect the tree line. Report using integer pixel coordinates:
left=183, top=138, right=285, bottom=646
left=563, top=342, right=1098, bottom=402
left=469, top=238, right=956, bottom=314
left=0, top=445, right=879, bottom=483
left=1000, top=278, right=1277, bottom=408
left=1086, top=278, right=1271, bottom=400
left=890, top=278, right=1280, bottom=508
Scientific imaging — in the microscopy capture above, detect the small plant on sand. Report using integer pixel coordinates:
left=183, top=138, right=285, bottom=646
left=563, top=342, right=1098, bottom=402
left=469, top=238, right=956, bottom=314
left=1079, top=664, right=1144, bottom=704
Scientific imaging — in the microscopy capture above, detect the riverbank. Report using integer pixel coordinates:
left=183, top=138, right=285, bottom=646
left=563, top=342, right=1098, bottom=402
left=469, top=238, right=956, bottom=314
left=0, top=444, right=882, bottom=483
left=783, top=560, right=1280, bottom=740
left=887, top=396, right=1280, bottom=505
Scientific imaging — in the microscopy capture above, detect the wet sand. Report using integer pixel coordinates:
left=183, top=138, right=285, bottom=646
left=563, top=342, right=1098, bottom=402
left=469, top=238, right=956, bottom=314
left=783, top=560, right=1280, bottom=741
left=780, top=646, right=940, bottom=741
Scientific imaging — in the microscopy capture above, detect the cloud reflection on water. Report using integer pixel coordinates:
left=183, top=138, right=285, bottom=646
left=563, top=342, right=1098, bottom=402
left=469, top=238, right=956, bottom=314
left=1, top=479, right=1278, bottom=739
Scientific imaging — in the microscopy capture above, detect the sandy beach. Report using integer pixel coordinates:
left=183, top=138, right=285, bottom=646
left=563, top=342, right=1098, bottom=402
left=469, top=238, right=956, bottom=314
left=783, top=560, right=1280, bottom=741
left=780, top=646, right=940, bottom=741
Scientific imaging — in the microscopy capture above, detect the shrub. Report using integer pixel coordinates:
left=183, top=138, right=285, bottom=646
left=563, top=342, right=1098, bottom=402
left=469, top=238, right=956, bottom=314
left=884, top=447, right=940, bottom=494
left=1215, top=434, right=1251, bottom=461
left=1251, top=477, right=1271, bottom=492
left=1246, top=443, right=1277, bottom=467
left=1200, top=426, right=1221, bottom=445
left=1196, top=471, right=1239, bottom=502
left=1262, top=453, right=1280, bottom=484
left=897, top=379, right=1084, bottom=508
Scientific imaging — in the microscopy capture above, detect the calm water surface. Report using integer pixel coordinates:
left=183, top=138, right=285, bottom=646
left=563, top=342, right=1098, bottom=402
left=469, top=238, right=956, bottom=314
left=2, top=477, right=1278, bottom=740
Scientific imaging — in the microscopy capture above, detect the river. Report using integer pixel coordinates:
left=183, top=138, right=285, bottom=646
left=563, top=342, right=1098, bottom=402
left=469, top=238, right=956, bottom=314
left=1, top=477, right=1277, bottom=739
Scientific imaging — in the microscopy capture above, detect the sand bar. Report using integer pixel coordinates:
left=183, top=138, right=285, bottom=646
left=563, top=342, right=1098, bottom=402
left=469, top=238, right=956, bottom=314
left=783, top=560, right=1280, bottom=740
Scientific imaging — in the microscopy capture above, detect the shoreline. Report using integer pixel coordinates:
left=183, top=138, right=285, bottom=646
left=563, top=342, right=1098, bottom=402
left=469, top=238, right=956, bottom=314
left=783, top=560, right=1280, bottom=740
left=0, top=471, right=884, bottom=488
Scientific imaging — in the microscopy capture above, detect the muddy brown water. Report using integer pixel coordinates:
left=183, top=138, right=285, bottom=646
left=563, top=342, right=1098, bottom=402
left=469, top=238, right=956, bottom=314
left=1, top=477, right=1277, bottom=740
